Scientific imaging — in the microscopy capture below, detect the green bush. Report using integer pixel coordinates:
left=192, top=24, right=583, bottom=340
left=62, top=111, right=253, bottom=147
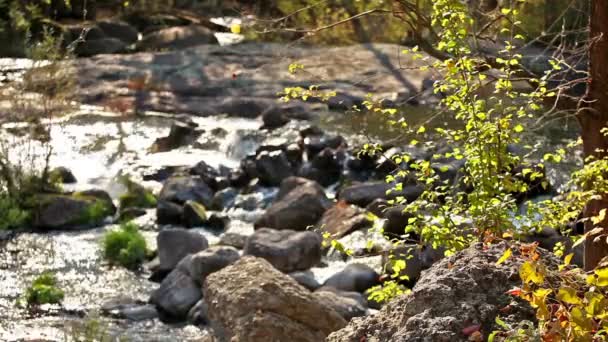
left=102, top=222, right=147, bottom=270
left=25, top=272, right=64, bottom=306
left=0, top=194, right=29, bottom=230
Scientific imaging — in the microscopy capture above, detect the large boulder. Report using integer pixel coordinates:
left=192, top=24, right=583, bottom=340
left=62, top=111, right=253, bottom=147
left=31, top=193, right=114, bottom=229
left=177, top=246, right=240, bottom=285
left=327, top=242, right=559, bottom=341
left=244, top=228, right=322, bottom=273
left=157, top=229, right=208, bottom=272
left=254, top=177, right=331, bottom=230
left=255, top=150, right=294, bottom=186
left=150, top=268, right=201, bottom=320
left=202, top=256, right=347, bottom=341
left=137, top=25, right=218, bottom=51
left=158, top=176, right=214, bottom=207
left=317, top=201, right=370, bottom=238
left=323, top=263, right=381, bottom=293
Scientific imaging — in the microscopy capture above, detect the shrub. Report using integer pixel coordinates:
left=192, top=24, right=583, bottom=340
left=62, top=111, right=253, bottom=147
left=25, top=272, right=64, bottom=306
left=101, top=222, right=147, bottom=270
left=0, top=194, right=29, bottom=230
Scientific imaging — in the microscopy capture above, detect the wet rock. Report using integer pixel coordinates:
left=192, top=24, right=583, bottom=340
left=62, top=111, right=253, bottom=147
left=289, top=271, right=321, bottom=291
left=75, top=37, right=127, bottom=57
left=158, top=176, right=214, bottom=207
left=261, top=107, right=289, bottom=130
left=102, top=299, right=159, bottom=321
left=298, top=148, right=344, bottom=186
left=338, top=181, right=391, bottom=207
left=156, top=200, right=183, bottom=225
left=137, top=25, right=218, bottom=51
left=157, top=228, right=208, bottom=272
left=118, top=207, right=147, bottom=222
left=150, top=121, right=201, bottom=153
left=50, top=166, right=77, bottom=184
left=142, top=165, right=188, bottom=182
left=313, top=290, right=367, bottom=321
left=285, top=143, right=303, bottom=166
left=327, top=242, right=557, bottom=342
left=97, top=20, right=139, bottom=45
left=317, top=201, right=370, bottom=238
left=244, top=228, right=322, bottom=273
left=255, top=150, right=294, bottom=187
left=32, top=193, right=113, bottom=229
left=182, top=200, right=207, bottom=228
left=255, top=177, right=331, bottom=230
left=210, top=187, right=238, bottom=211
left=190, top=160, right=223, bottom=191
left=187, top=299, right=209, bottom=325
left=75, top=189, right=117, bottom=214
left=203, top=256, right=347, bottom=341
left=205, top=214, right=229, bottom=231
left=323, top=264, right=381, bottom=293
left=338, top=181, right=423, bottom=208
left=177, top=246, right=240, bottom=285
left=218, top=232, right=248, bottom=249
left=382, top=204, right=414, bottom=237
left=150, top=268, right=201, bottom=320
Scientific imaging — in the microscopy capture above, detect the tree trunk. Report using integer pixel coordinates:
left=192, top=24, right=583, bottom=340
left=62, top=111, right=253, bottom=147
left=580, top=0, right=608, bottom=271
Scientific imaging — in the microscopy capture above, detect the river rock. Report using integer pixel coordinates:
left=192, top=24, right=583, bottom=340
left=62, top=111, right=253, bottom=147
left=338, top=181, right=423, bottom=207
left=177, top=246, right=240, bottom=285
left=157, top=229, right=208, bottom=272
left=182, top=200, right=207, bottom=228
left=323, top=263, right=381, bottom=293
left=218, top=232, right=248, bottom=249
left=158, top=176, right=214, bottom=207
left=150, top=121, right=200, bottom=153
left=255, top=150, right=294, bottom=187
left=317, top=201, right=370, bottom=238
left=203, top=256, right=347, bottom=341
left=244, top=228, right=322, bottom=273
left=150, top=268, right=201, bottom=320
left=187, top=299, right=209, bottom=325
left=327, top=242, right=557, bottom=341
left=382, top=244, right=445, bottom=287
left=156, top=200, right=184, bottom=225
left=289, top=271, right=321, bottom=291
left=137, top=25, right=218, bottom=51
left=97, top=20, right=139, bottom=45
left=254, top=177, right=331, bottom=230
left=210, top=187, right=238, bottom=210
left=75, top=37, right=127, bottom=57
left=261, top=107, right=290, bottom=130
left=313, top=289, right=367, bottom=321
left=32, top=193, right=113, bottom=229
left=50, top=166, right=77, bottom=184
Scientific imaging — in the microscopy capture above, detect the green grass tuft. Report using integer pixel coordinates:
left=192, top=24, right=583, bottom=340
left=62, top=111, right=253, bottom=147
left=102, top=222, right=147, bottom=270
left=25, top=272, right=64, bottom=306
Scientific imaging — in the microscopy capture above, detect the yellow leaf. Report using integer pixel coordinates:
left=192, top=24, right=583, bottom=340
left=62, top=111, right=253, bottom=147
left=496, top=248, right=512, bottom=266
left=231, top=24, right=241, bottom=34
left=519, top=261, right=544, bottom=285
left=531, top=288, right=552, bottom=320
left=557, top=286, right=582, bottom=305
left=564, top=253, right=574, bottom=266
left=594, top=267, right=608, bottom=287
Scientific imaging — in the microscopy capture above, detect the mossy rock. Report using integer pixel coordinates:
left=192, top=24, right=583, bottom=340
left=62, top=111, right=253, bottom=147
left=30, top=193, right=114, bottom=229
left=118, top=179, right=157, bottom=211
left=182, top=200, right=207, bottom=228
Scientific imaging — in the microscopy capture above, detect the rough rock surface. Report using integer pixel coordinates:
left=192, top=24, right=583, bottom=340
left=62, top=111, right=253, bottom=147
left=157, top=229, right=208, bottom=272
left=203, top=256, right=346, bottom=342
left=254, top=177, right=331, bottom=230
left=244, top=228, right=322, bottom=273
left=317, top=201, right=370, bottom=238
left=327, top=242, right=559, bottom=342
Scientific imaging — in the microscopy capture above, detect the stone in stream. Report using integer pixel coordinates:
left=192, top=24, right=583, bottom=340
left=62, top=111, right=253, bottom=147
left=327, top=242, right=559, bottom=342
left=338, top=181, right=424, bottom=208
left=136, top=25, right=218, bottom=51
left=32, top=192, right=114, bottom=230
left=254, top=150, right=294, bottom=187
left=50, top=166, right=77, bottom=184
left=149, top=121, right=201, bottom=153
left=203, top=256, right=347, bottom=341
left=210, top=187, right=238, bottom=210
left=158, top=176, right=214, bottom=207
left=312, top=289, right=368, bottom=321
left=156, top=200, right=183, bottom=225
left=176, top=246, right=240, bottom=286
left=150, top=268, right=201, bottom=320
left=157, top=228, right=208, bottom=272
left=254, top=177, right=331, bottom=231
left=181, top=200, right=207, bottom=228
left=218, top=232, right=248, bottom=250
left=261, top=106, right=290, bottom=130
left=323, top=263, right=381, bottom=294
left=288, top=271, right=321, bottom=291
left=75, top=37, right=128, bottom=57
left=244, top=228, right=322, bottom=273
left=317, top=201, right=370, bottom=238
left=97, top=20, right=139, bottom=45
